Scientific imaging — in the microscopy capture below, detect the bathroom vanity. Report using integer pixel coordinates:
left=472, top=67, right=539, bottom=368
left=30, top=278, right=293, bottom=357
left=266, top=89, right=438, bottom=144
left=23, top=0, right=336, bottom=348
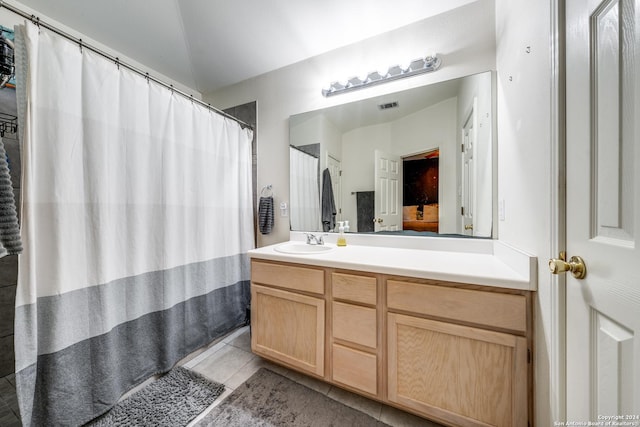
left=248, top=234, right=536, bottom=427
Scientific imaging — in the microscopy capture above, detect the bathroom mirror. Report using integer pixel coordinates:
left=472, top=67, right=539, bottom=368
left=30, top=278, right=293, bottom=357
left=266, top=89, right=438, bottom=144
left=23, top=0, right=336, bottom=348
left=289, top=71, right=495, bottom=238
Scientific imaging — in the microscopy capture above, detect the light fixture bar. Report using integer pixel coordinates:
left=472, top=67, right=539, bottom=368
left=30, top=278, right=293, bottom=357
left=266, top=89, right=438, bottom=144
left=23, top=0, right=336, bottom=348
left=322, top=54, right=441, bottom=97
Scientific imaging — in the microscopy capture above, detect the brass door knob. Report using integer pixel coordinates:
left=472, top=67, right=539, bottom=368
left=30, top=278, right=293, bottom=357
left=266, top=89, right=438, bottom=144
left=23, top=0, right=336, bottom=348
left=464, top=224, right=473, bottom=230
left=549, top=255, right=587, bottom=279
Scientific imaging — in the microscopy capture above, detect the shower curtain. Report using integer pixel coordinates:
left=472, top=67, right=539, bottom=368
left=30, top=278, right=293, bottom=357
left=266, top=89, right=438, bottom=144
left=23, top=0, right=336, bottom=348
left=289, top=147, right=320, bottom=231
left=13, top=22, right=254, bottom=426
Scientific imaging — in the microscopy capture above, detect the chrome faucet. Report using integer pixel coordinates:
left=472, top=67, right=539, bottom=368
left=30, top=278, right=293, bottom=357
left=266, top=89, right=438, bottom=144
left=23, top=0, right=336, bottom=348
left=304, top=233, right=326, bottom=245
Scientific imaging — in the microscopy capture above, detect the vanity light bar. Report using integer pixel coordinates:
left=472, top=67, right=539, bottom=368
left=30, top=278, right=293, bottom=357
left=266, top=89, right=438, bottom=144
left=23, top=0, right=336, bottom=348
left=321, top=54, right=441, bottom=97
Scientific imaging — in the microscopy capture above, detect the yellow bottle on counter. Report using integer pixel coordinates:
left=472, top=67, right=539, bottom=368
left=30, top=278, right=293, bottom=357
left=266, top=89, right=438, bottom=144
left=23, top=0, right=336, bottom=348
left=337, top=221, right=347, bottom=246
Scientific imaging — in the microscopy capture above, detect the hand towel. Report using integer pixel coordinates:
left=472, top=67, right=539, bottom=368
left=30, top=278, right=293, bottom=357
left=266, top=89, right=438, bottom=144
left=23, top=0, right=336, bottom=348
left=0, top=137, right=22, bottom=257
left=258, top=196, right=274, bottom=235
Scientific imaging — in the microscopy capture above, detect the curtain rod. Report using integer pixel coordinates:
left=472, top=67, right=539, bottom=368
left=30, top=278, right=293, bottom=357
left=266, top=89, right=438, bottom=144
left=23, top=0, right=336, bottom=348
left=0, top=1, right=254, bottom=131
left=289, top=144, right=319, bottom=159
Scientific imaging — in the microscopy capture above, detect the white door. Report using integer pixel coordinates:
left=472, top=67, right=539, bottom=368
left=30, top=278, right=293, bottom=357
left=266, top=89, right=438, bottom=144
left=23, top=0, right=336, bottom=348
left=461, top=102, right=477, bottom=236
left=564, top=0, right=640, bottom=421
left=374, top=150, right=401, bottom=232
left=327, top=154, right=342, bottom=222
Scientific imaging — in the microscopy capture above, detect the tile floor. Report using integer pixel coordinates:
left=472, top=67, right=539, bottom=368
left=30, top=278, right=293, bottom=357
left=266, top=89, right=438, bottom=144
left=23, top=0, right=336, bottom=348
left=184, top=326, right=442, bottom=427
left=0, top=373, right=20, bottom=427
left=0, top=326, right=442, bottom=427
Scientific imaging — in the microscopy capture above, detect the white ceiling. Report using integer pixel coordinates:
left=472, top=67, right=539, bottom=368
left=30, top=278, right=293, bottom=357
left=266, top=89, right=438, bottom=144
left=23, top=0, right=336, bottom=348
left=14, top=0, right=479, bottom=94
left=290, top=74, right=467, bottom=134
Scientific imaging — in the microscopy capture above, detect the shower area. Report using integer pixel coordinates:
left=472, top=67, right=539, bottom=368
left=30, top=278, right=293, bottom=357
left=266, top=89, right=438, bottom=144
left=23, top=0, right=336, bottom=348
left=0, top=8, right=257, bottom=426
left=0, top=22, right=21, bottom=426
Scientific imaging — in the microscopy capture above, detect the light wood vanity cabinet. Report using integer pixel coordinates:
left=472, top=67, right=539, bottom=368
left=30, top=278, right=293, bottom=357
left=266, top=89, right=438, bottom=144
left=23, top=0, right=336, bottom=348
left=250, top=261, right=325, bottom=377
left=330, top=272, right=379, bottom=397
left=250, top=260, right=532, bottom=427
left=387, top=279, right=529, bottom=426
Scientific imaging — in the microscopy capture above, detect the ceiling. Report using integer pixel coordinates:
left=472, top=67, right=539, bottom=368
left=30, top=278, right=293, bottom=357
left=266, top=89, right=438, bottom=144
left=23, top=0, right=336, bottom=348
left=13, top=0, right=478, bottom=94
left=289, top=73, right=468, bottom=134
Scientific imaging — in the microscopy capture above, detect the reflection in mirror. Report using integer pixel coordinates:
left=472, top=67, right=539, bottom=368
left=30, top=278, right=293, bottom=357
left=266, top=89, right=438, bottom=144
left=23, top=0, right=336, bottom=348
left=289, top=71, right=494, bottom=238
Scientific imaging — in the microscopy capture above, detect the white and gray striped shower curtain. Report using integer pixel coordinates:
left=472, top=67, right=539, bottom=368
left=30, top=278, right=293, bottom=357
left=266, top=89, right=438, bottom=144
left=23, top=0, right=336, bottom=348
left=289, top=147, right=321, bottom=231
left=13, top=22, right=254, bottom=426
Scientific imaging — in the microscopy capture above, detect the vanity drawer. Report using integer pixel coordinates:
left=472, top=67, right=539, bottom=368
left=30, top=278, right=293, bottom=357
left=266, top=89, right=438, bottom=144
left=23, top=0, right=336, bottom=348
left=332, top=273, right=377, bottom=305
left=252, top=261, right=324, bottom=295
left=332, top=343, right=377, bottom=396
left=332, top=301, right=377, bottom=348
left=387, top=280, right=527, bottom=334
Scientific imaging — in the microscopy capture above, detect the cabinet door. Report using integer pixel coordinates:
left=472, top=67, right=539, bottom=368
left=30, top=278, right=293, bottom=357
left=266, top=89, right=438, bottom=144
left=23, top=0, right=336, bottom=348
left=388, top=313, right=527, bottom=427
left=332, top=343, right=377, bottom=396
left=332, top=301, right=377, bottom=349
left=252, top=284, right=325, bottom=376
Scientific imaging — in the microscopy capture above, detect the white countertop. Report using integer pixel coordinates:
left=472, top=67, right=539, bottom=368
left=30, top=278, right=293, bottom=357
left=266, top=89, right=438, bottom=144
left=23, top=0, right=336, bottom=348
left=248, top=232, right=537, bottom=291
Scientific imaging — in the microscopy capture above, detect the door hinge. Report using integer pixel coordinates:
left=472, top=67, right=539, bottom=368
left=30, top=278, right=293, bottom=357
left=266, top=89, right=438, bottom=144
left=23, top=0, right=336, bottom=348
left=338, top=208, right=342, bottom=214
left=339, top=170, right=342, bottom=176
left=461, top=207, right=464, bottom=216
left=461, top=143, right=464, bottom=152
left=527, top=348, right=531, bottom=364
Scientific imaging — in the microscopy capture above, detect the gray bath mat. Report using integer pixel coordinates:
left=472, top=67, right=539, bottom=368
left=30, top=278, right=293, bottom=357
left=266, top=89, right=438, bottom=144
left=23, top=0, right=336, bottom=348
left=195, top=368, right=391, bottom=426
left=87, top=366, right=224, bottom=427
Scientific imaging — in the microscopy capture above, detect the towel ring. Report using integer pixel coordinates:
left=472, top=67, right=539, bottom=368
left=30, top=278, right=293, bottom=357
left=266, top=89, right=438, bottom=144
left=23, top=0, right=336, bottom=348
left=261, top=185, right=273, bottom=197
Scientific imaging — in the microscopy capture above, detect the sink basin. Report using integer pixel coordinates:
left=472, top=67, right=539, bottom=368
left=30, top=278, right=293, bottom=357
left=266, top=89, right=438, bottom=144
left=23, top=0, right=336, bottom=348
left=274, top=243, right=334, bottom=255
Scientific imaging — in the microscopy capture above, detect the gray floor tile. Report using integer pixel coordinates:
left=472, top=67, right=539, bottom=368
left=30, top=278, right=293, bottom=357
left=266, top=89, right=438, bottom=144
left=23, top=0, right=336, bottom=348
left=178, top=331, right=233, bottom=367
left=253, top=359, right=293, bottom=378
left=0, top=255, right=18, bottom=287
left=327, top=385, right=383, bottom=420
left=5, top=373, right=15, bottom=388
left=224, top=355, right=266, bottom=390
left=380, top=404, right=443, bottom=426
left=0, top=415, right=21, bottom=427
left=0, top=397, right=19, bottom=424
left=0, top=377, right=14, bottom=399
left=283, top=369, right=332, bottom=395
left=191, top=343, right=254, bottom=384
left=225, top=328, right=251, bottom=352
left=0, top=375, right=19, bottom=420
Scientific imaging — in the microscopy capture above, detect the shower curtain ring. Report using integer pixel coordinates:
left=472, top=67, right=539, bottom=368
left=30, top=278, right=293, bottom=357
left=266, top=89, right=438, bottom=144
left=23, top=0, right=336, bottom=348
left=115, top=57, right=120, bottom=70
left=145, top=72, right=150, bottom=83
left=31, top=15, right=40, bottom=30
left=78, top=38, right=83, bottom=53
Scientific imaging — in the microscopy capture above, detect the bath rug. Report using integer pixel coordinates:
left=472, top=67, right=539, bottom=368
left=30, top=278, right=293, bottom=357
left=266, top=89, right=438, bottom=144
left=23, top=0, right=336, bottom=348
left=87, top=366, right=224, bottom=427
left=195, top=368, right=392, bottom=426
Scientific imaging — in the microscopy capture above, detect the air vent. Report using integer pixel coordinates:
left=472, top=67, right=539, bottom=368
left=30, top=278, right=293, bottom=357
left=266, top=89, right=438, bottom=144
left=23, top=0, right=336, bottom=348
left=378, top=101, right=399, bottom=110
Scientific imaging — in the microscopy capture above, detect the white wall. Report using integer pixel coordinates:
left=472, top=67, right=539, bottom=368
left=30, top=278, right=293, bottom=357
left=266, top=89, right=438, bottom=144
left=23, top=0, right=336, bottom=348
left=319, top=116, right=342, bottom=178
left=341, top=123, right=392, bottom=231
left=457, top=71, right=493, bottom=236
left=496, top=0, right=553, bottom=425
left=289, top=115, right=324, bottom=148
left=0, top=3, right=199, bottom=96
left=391, top=97, right=458, bottom=233
left=206, top=0, right=497, bottom=247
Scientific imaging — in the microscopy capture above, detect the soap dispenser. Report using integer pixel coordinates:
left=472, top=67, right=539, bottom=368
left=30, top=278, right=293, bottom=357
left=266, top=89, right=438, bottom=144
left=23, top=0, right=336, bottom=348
left=343, top=220, right=350, bottom=233
left=337, top=221, right=347, bottom=247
